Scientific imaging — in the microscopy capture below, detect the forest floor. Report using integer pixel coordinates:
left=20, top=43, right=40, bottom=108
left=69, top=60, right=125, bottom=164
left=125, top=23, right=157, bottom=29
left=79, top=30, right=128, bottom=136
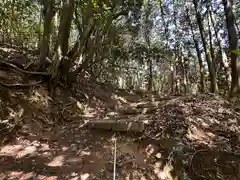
left=0, top=46, right=239, bottom=180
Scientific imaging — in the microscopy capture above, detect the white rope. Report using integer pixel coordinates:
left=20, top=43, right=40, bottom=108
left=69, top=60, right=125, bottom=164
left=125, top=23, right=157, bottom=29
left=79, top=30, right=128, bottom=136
left=113, top=137, right=117, bottom=180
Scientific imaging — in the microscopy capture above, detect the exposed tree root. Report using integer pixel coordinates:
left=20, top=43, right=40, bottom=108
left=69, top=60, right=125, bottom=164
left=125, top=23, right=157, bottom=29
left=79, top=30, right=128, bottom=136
left=0, top=80, right=44, bottom=87
left=0, top=60, right=49, bottom=76
left=189, top=149, right=209, bottom=179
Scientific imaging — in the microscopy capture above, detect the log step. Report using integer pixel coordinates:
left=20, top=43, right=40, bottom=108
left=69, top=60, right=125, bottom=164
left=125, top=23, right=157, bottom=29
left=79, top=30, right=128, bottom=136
left=87, top=119, right=144, bottom=132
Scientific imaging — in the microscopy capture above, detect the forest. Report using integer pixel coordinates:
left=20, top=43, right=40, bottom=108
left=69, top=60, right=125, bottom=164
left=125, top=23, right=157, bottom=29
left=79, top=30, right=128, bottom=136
left=0, top=0, right=239, bottom=179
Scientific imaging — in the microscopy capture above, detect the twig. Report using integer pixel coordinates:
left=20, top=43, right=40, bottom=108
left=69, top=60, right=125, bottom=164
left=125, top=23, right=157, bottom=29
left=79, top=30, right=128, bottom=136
left=61, top=103, right=73, bottom=118
left=0, top=80, right=44, bottom=87
left=0, top=126, right=8, bottom=133
left=119, top=159, right=135, bottom=167
left=32, top=118, right=44, bottom=129
left=0, top=60, right=49, bottom=76
left=38, top=115, right=53, bottom=125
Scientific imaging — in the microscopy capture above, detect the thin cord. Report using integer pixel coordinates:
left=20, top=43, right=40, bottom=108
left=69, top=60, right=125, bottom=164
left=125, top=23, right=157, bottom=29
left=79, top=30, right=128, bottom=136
left=113, top=137, right=117, bottom=180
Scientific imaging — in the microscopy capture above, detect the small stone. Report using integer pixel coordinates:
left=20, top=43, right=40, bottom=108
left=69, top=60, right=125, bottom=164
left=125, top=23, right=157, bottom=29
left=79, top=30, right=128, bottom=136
left=62, top=147, right=68, bottom=151
left=71, top=172, right=78, bottom=176
left=156, top=153, right=162, bottom=159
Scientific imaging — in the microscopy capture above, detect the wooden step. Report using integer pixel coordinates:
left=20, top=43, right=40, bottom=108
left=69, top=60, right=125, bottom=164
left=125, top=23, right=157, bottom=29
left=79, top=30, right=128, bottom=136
left=87, top=119, right=144, bottom=132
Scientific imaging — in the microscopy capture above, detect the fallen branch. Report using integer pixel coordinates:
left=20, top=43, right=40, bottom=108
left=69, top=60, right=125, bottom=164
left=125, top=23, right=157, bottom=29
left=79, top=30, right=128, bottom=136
left=0, top=80, right=44, bottom=87
left=0, top=60, right=49, bottom=76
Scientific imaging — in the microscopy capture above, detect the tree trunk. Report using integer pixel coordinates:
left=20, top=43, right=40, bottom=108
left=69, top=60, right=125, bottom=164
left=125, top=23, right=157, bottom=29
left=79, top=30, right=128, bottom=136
left=67, top=20, right=94, bottom=72
left=37, top=4, right=43, bottom=49
left=207, top=8, right=215, bottom=69
left=58, top=0, right=74, bottom=58
left=39, top=0, right=55, bottom=64
left=148, top=51, right=153, bottom=91
left=10, top=0, right=15, bottom=46
left=186, top=7, right=205, bottom=92
left=160, top=1, right=174, bottom=94
left=223, top=0, right=240, bottom=96
left=57, top=0, right=75, bottom=80
left=51, top=10, right=59, bottom=54
left=193, top=0, right=218, bottom=93
left=65, top=21, right=94, bottom=85
left=48, top=0, right=74, bottom=82
left=171, top=63, right=176, bottom=94
left=47, top=0, right=74, bottom=83
left=181, top=53, right=187, bottom=95
left=209, top=1, right=231, bottom=93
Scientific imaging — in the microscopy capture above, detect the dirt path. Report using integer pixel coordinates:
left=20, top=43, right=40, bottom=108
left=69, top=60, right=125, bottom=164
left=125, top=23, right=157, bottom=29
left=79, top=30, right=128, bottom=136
left=1, top=116, right=239, bottom=180
left=0, top=85, right=240, bottom=180
left=0, top=124, right=157, bottom=180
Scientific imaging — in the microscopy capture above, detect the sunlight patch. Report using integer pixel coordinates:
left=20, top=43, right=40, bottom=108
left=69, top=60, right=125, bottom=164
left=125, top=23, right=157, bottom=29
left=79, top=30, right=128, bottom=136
left=140, top=176, right=147, bottom=180
left=37, top=175, right=57, bottom=180
left=201, top=121, right=210, bottom=128
left=187, top=125, right=213, bottom=144
left=17, top=146, right=37, bottom=158
left=79, top=150, right=91, bottom=156
left=7, top=107, right=24, bottom=120
left=0, top=145, right=23, bottom=156
left=39, top=143, right=50, bottom=151
left=145, top=144, right=156, bottom=157
left=19, top=172, right=35, bottom=180
left=82, top=112, right=96, bottom=118
left=7, top=171, right=23, bottom=179
left=29, top=86, right=50, bottom=108
left=47, top=155, right=65, bottom=167
left=154, top=163, right=175, bottom=180
left=112, top=94, right=128, bottom=104
left=80, top=173, right=90, bottom=180
left=62, top=146, right=69, bottom=151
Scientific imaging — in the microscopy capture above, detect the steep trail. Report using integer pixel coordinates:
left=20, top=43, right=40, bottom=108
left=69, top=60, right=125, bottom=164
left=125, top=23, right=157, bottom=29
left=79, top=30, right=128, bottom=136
left=0, top=83, right=239, bottom=179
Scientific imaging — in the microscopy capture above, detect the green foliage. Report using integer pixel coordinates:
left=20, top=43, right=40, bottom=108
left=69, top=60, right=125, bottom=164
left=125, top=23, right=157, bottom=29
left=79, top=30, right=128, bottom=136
left=1, top=0, right=239, bottom=92
left=0, top=0, right=40, bottom=47
left=231, top=49, right=240, bottom=55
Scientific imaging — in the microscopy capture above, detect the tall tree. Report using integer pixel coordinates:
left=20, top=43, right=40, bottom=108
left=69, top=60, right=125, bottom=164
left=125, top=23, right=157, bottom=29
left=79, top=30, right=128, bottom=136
left=39, top=0, right=55, bottom=64
left=58, top=0, right=74, bottom=58
left=208, top=1, right=231, bottom=93
left=223, top=0, right=240, bottom=96
left=48, top=0, right=75, bottom=80
left=206, top=3, right=215, bottom=69
left=193, top=0, right=218, bottom=93
left=143, top=0, right=153, bottom=91
left=186, top=7, right=205, bottom=92
left=159, top=0, right=176, bottom=94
